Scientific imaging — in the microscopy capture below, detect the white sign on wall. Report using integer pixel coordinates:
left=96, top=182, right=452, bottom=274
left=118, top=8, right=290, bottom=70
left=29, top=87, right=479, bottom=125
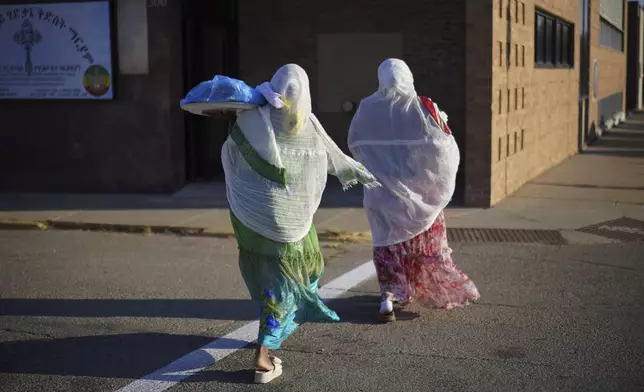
left=0, top=2, right=114, bottom=100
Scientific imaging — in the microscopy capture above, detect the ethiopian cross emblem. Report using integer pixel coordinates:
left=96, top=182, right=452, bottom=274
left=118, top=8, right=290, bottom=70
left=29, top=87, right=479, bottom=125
left=14, top=19, right=42, bottom=77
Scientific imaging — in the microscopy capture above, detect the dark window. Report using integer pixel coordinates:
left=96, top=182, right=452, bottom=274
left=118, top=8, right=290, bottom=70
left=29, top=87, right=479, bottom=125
left=536, top=13, right=545, bottom=63
left=555, top=21, right=562, bottom=65
left=562, top=24, right=569, bottom=65
left=579, top=0, right=590, bottom=97
left=599, top=17, right=623, bottom=51
left=535, top=9, right=574, bottom=68
left=544, top=17, right=553, bottom=64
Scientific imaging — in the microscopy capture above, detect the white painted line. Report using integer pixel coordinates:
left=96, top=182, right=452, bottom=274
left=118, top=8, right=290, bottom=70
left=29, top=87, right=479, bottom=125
left=317, top=261, right=376, bottom=301
left=116, top=260, right=376, bottom=392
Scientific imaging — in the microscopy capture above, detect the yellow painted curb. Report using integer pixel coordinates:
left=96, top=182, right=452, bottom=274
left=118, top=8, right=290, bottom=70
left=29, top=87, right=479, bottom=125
left=47, top=220, right=207, bottom=236
left=0, top=220, right=49, bottom=230
left=317, top=229, right=373, bottom=244
left=0, top=219, right=373, bottom=244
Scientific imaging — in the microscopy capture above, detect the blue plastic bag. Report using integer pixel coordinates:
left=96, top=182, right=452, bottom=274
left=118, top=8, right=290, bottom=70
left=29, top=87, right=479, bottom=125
left=180, top=75, right=267, bottom=107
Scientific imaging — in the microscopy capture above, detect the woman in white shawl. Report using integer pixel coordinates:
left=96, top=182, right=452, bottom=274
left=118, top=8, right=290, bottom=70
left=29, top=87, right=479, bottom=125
left=222, top=64, right=379, bottom=383
left=348, top=59, right=480, bottom=322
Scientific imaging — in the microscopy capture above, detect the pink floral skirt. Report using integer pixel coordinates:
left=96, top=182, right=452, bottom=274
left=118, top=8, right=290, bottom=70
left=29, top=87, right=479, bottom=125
left=373, top=212, right=480, bottom=309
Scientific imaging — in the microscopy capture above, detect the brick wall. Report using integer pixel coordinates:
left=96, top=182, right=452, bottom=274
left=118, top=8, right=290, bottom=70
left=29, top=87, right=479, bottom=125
left=464, top=0, right=494, bottom=207
left=237, top=0, right=627, bottom=207
left=489, top=0, right=581, bottom=205
left=237, top=0, right=468, bottom=198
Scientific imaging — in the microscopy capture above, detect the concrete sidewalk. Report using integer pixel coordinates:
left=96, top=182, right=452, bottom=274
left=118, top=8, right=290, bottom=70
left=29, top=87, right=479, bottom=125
left=1, top=113, right=643, bottom=238
left=0, top=181, right=373, bottom=236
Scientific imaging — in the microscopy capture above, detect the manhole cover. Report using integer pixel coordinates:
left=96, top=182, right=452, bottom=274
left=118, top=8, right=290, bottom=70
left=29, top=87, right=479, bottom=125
left=577, top=217, right=644, bottom=242
left=447, top=228, right=566, bottom=245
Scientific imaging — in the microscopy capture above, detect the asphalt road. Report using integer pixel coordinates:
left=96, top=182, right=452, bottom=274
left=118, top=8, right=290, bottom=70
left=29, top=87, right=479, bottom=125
left=1, top=230, right=643, bottom=392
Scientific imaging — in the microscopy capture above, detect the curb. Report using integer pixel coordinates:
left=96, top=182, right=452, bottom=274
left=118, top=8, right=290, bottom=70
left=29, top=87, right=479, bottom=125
left=0, top=220, right=49, bottom=230
left=49, top=220, right=207, bottom=236
left=316, top=229, right=372, bottom=244
left=48, top=220, right=238, bottom=239
left=0, top=219, right=370, bottom=243
left=3, top=219, right=596, bottom=245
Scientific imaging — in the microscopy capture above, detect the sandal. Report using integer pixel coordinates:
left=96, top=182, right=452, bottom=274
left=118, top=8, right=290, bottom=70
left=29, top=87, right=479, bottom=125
left=378, top=299, right=396, bottom=323
left=378, top=311, right=396, bottom=323
left=254, top=356, right=283, bottom=384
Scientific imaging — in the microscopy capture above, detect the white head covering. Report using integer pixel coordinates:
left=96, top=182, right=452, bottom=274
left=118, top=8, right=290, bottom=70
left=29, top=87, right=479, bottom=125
left=223, top=64, right=379, bottom=243
left=377, top=58, right=416, bottom=97
left=348, top=59, right=460, bottom=246
left=256, top=64, right=311, bottom=135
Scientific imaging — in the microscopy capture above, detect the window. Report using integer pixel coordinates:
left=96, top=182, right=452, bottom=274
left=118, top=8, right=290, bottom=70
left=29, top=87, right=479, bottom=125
left=536, top=13, right=545, bottom=63
left=562, top=24, right=570, bottom=64
left=534, top=9, right=574, bottom=68
left=544, top=17, right=553, bottom=64
left=599, top=0, right=624, bottom=51
left=600, top=17, right=623, bottom=51
left=555, top=21, right=562, bottom=64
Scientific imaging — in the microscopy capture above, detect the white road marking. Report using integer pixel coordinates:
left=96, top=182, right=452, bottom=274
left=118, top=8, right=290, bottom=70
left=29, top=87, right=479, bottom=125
left=116, top=260, right=376, bottom=392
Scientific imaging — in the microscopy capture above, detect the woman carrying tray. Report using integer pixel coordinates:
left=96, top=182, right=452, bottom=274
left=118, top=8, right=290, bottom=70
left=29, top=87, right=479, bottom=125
left=220, top=64, right=379, bottom=383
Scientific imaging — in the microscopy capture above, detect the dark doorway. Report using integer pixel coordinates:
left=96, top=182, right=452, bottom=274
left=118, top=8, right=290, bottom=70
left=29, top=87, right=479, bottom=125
left=626, top=2, right=643, bottom=112
left=578, top=0, right=591, bottom=150
left=182, top=0, right=238, bottom=182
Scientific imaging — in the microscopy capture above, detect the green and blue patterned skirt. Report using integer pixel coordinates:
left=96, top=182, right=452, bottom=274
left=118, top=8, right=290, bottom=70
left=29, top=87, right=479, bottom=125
left=230, top=212, right=339, bottom=349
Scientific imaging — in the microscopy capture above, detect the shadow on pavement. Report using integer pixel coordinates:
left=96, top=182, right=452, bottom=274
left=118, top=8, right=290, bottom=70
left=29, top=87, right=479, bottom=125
left=0, top=333, right=247, bottom=379
left=0, top=296, right=425, bottom=381
left=583, top=113, right=644, bottom=158
left=0, top=295, right=420, bottom=325
left=529, top=182, right=644, bottom=191
left=583, top=149, right=644, bottom=158
left=592, top=136, right=644, bottom=149
left=328, top=295, right=420, bottom=325
left=0, top=298, right=258, bottom=320
left=184, top=369, right=254, bottom=384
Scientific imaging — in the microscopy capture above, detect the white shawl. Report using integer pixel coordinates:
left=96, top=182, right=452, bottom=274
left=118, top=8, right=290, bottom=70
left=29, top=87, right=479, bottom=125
left=348, top=59, right=460, bottom=246
left=222, top=64, right=379, bottom=243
